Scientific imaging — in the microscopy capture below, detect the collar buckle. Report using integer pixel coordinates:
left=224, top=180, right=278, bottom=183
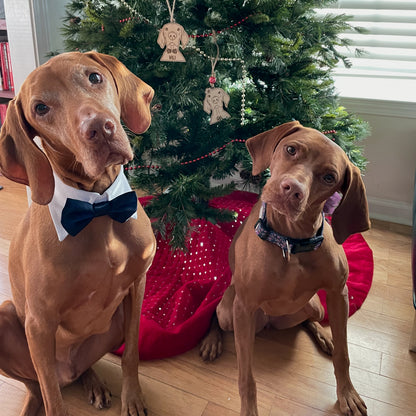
left=282, top=239, right=291, bottom=261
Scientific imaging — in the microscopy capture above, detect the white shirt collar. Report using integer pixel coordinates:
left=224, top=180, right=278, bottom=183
left=48, top=167, right=137, bottom=241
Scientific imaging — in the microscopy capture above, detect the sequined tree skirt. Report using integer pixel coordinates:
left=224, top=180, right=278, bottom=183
left=114, top=191, right=374, bottom=360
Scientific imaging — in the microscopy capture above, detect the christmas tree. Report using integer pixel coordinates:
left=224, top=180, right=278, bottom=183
left=62, top=0, right=369, bottom=248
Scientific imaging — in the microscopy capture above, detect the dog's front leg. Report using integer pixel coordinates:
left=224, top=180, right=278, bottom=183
left=326, top=286, right=367, bottom=416
left=233, top=294, right=259, bottom=416
left=25, top=314, right=68, bottom=416
left=121, top=275, right=147, bottom=416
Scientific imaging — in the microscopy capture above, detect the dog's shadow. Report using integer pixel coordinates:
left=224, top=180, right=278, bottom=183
left=255, top=325, right=333, bottom=366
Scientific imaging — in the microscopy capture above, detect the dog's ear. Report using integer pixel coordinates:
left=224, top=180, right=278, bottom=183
left=180, top=26, right=189, bottom=48
left=331, top=162, right=370, bottom=244
left=222, top=90, right=230, bottom=108
left=157, top=27, right=166, bottom=48
left=203, top=89, right=212, bottom=114
left=85, top=51, right=154, bottom=134
left=246, top=120, right=302, bottom=175
left=0, top=98, right=54, bottom=205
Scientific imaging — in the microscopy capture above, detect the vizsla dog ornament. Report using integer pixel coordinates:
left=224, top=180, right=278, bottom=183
left=200, top=121, right=370, bottom=416
left=0, top=52, right=155, bottom=416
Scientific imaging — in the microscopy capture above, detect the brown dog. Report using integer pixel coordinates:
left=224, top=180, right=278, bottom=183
left=200, top=121, right=370, bottom=416
left=0, top=52, right=155, bottom=416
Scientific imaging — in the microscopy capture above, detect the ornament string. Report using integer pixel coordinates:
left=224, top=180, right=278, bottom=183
left=165, top=0, right=176, bottom=23
left=125, top=131, right=336, bottom=171
left=209, top=32, right=220, bottom=87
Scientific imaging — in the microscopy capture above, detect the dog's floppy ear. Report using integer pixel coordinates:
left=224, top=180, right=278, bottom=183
left=180, top=26, right=189, bottom=48
left=85, top=51, right=154, bottom=134
left=0, top=98, right=54, bottom=205
left=331, top=162, right=370, bottom=244
left=222, top=90, right=230, bottom=108
left=246, top=120, right=302, bottom=175
left=203, top=89, right=212, bottom=114
left=157, top=26, right=167, bottom=48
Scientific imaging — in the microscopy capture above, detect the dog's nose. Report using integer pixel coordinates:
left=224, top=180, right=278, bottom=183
left=143, top=87, right=154, bottom=105
left=81, top=114, right=116, bottom=142
left=281, top=179, right=304, bottom=201
left=103, top=120, right=116, bottom=137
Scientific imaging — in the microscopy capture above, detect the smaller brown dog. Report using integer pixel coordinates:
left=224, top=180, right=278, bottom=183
left=201, top=121, right=370, bottom=416
left=0, top=52, right=155, bottom=416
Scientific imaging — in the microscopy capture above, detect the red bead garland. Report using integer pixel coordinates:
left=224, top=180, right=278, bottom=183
left=126, top=132, right=336, bottom=171
left=115, top=13, right=255, bottom=38
left=189, top=15, right=254, bottom=38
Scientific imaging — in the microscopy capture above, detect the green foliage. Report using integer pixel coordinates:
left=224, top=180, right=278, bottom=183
left=62, top=0, right=369, bottom=248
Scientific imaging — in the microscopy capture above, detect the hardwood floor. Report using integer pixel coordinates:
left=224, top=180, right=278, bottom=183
left=0, top=175, right=414, bottom=416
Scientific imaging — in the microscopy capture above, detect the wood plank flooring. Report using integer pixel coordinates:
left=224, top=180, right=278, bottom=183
left=0, top=176, right=414, bottom=416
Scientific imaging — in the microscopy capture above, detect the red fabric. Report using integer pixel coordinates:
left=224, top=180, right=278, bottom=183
left=114, top=191, right=373, bottom=360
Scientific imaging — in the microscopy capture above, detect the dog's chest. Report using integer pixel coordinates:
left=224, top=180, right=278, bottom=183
left=256, top=256, right=324, bottom=316
left=78, top=232, right=133, bottom=278
left=57, top=234, right=140, bottom=337
left=103, top=236, right=130, bottom=272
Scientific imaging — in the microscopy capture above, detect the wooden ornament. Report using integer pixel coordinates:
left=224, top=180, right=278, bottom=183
left=203, top=87, right=231, bottom=125
left=157, top=22, right=189, bottom=62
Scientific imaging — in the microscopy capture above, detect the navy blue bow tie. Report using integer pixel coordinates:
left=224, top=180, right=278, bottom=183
left=61, top=191, right=138, bottom=237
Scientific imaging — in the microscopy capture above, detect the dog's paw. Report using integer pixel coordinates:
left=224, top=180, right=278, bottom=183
left=304, top=320, right=334, bottom=355
left=87, top=382, right=112, bottom=410
left=121, top=394, right=148, bottom=416
left=199, top=329, right=223, bottom=361
left=338, top=385, right=367, bottom=416
left=81, top=368, right=112, bottom=410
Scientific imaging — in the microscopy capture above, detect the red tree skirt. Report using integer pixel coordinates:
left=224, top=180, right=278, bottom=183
left=114, top=191, right=374, bottom=360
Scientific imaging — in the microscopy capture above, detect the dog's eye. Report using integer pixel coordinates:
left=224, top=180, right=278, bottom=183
left=323, top=173, right=336, bottom=184
left=286, top=146, right=296, bottom=156
left=35, top=103, right=50, bottom=116
left=89, top=73, right=103, bottom=84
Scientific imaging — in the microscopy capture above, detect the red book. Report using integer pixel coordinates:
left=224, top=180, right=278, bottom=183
left=1, top=43, right=11, bottom=90
left=0, top=42, right=8, bottom=90
left=4, top=42, right=13, bottom=91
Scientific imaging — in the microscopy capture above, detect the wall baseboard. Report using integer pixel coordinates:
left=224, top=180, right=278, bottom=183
left=368, top=196, right=412, bottom=226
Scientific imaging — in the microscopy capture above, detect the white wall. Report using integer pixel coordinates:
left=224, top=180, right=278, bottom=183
left=4, top=0, right=67, bottom=92
left=4, top=0, right=37, bottom=92
left=341, top=97, right=416, bottom=226
left=32, top=0, right=67, bottom=64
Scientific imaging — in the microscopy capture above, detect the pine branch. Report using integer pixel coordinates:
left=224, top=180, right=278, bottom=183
left=62, top=0, right=370, bottom=248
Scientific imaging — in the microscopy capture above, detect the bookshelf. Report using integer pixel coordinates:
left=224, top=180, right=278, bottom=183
left=0, top=16, right=12, bottom=100
left=0, top=1, right=14, bottom=103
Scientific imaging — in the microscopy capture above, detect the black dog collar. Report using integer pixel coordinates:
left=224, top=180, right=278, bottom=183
left=254, top=202, right=324, bottom=260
